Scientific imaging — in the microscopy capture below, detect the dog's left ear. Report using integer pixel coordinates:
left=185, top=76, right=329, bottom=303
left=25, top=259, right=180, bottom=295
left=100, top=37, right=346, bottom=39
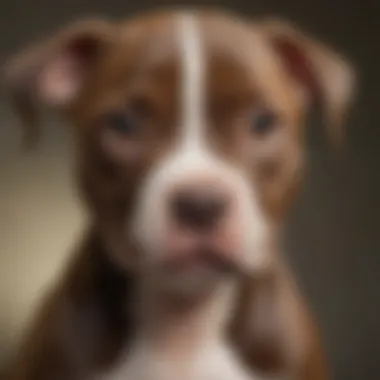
left=259, top=19, right=356, bottom=145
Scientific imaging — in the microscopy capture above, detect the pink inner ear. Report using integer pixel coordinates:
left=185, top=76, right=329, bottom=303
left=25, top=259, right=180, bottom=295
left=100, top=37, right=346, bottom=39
left=273, top=37, right=322, bottom=105
left=38, top=54, right=84, bottom=106
left=37, top=35, right=100, bottom=107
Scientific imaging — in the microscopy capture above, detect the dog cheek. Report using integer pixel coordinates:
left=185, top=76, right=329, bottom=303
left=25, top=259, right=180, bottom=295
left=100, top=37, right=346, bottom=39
left=76, top=146, right=149, bottom=267
left=227, top=169, right=271, bottom=272
left=261, top=149, right=304, bottom=218
left=242, top=200, right=271, bottom=271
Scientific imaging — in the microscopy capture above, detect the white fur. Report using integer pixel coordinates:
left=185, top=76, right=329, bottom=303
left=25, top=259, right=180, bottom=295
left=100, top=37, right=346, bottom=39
left=178, top=13, right=205, bottom=146
left=132, top=13, right=269, bottom=272
left=96, top=281, right=259, bottom=380
left=99, top=342, right=255, bottom=380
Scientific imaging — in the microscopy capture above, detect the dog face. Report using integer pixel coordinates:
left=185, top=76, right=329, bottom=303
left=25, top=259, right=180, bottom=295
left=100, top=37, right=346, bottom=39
left=4, top=10, right=354, bottom=295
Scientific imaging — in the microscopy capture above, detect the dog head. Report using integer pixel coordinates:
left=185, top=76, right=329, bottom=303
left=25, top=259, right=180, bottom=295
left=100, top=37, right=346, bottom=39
left=4, top=10, right=355, bottom=296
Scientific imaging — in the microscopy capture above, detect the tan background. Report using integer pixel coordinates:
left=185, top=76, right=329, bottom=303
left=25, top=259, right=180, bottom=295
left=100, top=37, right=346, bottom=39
left=0, top=1, right=379, bottom=379
left=0, top=120, right=84, bottom=369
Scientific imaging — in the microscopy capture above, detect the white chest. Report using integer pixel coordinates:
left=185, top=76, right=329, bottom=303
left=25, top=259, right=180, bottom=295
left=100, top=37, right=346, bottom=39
left=97, top=340, right=255, bottom=380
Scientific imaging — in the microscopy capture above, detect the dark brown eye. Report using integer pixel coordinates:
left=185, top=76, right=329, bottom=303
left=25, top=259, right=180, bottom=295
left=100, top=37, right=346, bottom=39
left=105, top=112, right=139, bottom=137
left=251, top=110, right=278, bottom=136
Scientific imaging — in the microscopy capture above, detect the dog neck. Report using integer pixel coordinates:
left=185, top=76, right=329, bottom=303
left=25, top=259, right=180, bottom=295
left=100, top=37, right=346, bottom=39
left=133, top=278, right=238, bottom=359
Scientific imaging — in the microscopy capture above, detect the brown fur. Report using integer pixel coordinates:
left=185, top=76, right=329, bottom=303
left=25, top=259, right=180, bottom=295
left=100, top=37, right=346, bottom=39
left=3, top=8, right=355, bottom=380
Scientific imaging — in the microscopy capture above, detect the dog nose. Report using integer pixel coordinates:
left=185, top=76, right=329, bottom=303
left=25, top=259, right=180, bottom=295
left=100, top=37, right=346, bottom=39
left=170, top=188, right=228, bottom=231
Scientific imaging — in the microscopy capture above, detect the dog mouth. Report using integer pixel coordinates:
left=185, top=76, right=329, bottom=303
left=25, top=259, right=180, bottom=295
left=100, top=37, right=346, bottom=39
left=161, top=242, right=241, bottom=276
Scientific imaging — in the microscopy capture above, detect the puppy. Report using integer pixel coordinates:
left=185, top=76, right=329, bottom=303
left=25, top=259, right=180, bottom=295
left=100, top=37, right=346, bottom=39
left=3, top=8, right=355, bottom=380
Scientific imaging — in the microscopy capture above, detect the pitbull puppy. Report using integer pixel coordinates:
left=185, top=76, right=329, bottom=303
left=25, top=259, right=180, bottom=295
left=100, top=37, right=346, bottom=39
left=3, top=8, right=354, bottom=380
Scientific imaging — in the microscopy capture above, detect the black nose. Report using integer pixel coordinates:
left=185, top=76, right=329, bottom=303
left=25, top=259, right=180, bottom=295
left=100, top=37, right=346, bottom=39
left=171, top=188, right=228, bottom=231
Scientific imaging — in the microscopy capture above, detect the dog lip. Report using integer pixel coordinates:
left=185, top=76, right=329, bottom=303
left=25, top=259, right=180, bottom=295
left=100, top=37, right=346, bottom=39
left=163, top=242, right=240, bottom=275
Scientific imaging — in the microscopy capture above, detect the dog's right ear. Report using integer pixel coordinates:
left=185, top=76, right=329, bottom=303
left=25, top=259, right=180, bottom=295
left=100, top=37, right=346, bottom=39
left=3, top=19, right=113, bottom=147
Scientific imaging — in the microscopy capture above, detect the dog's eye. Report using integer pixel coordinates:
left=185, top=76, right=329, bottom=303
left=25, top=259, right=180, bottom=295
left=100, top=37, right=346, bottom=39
left=105, top=112, right=138, bottom=136
left=250, top=110, right=277, bottom=136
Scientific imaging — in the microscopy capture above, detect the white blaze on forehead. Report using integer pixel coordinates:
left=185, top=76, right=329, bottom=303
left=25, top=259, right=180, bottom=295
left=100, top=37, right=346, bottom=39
left=177, top=13, right=205, bottom=149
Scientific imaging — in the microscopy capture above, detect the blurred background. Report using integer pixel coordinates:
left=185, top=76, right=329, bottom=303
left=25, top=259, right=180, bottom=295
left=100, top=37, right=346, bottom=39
left=0, top=1, right=379, bottom=379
